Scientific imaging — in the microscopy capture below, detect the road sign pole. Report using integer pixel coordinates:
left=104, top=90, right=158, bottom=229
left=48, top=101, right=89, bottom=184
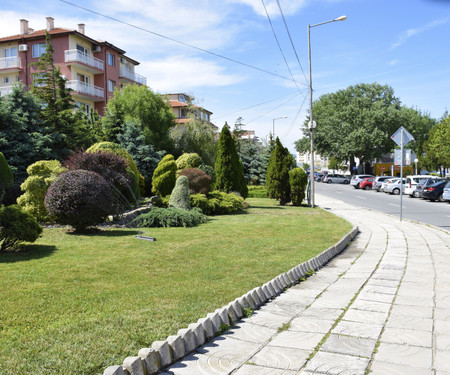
left=400, top=129, right=404, bottom=222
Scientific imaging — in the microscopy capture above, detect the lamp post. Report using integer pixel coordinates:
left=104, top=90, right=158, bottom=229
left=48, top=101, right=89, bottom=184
left=414, top=158, right=419, bottom=175
left=308, top=15, right=347, bottom=208
left=272, top=116, right=287, bottom=138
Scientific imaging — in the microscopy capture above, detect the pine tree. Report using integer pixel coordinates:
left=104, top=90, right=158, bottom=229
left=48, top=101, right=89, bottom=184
left=214, top=125, right=248, bottom=198
left=266, top=138, right=293, bottom=205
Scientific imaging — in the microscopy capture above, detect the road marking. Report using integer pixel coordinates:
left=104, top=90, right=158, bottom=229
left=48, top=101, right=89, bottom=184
left=356, top=195, right=367, bottom=200
left=388, top=203, right=399, bottom=207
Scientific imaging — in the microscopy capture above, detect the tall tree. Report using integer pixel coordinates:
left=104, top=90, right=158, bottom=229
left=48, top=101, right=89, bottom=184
left=422, top=113, right=450, bottom=175
left=214, top=125, right=248, bottom=198
left=266, top=138, right=293, bottom=205
left=238, top=140, right=269, bottom=185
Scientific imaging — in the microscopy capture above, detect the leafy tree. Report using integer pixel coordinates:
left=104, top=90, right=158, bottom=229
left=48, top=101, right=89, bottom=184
left=152, top=154, right=177, bottom=197
left=17, top=160, right=67, bottom=222
left=214, top=125, right=248, bottom=198
left=0, top=205, right=42, bottom=252
left=0, top=152, right=14, bottom=204
left=294, top=137, right=310, bottom=154
left=422, top=113, right=450, bottom=175
left=266, top=138, right=293, bottom=205
left=289, top=167, right=308, bottom=206
left=117, top=120, right=165, bottom=195
left=102, top=85, right=175, bottom=153
left=328, top=156, right=341, bottom=171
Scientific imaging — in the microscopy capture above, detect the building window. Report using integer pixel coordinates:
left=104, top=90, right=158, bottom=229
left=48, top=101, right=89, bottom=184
left=178, top=94, right=186, bottom=103
left=32, top=43, right=46, bottom=58
left=4, top=77, right=9, bottom=84
left=108, top=79, right=115, bottom=92
left=4, top=47, right=18, bottom=58
left=107, top=52, right=114, bottom=66
left=16, top=75, right=20, bottom=82
left=76, top=44, right=88, bottom=55
left=32, top=73, right=45, bottom=87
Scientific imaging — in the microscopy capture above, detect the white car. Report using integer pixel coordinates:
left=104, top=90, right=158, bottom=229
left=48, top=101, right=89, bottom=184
left=380, top=178, right=400, bottom=192
left=384, top=179, right=407, bottom=195
left=405, top=175, right=438, bottom=197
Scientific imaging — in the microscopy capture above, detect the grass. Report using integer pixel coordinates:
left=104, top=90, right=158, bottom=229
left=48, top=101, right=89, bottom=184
left=0, top=198, right=351, bottom=375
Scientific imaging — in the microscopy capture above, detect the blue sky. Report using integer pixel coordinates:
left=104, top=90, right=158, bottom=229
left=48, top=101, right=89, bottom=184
left=1, top=0, right=449, bottom=152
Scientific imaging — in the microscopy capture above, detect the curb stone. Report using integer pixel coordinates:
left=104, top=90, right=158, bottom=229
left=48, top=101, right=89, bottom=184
left=102, top=225, right=358, bottom=375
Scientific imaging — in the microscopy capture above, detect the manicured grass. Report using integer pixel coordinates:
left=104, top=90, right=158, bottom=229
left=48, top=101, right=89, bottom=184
left=0, top=198, right=351, bottom=375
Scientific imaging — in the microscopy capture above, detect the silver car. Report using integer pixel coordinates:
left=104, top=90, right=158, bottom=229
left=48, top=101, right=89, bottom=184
left=323, top=174, right=350, bottom=184
left=443, top=180, right=450, bottom=203
left=384, top=179, right=407, bottom=195
left=380, top=178, right=400, bottom=192
left=373, top=176, right=394, bottom=192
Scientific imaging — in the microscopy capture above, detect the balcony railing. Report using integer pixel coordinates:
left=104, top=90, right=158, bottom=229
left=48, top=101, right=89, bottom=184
left=0, top=57, right=21, bottom=70
left=0, top=86, right=14, bottom=97
left=66, top=80, right=104, bottom=99
left=65, top=49, right=104, bottom=71
left=119, top=67, right=147, bottom=85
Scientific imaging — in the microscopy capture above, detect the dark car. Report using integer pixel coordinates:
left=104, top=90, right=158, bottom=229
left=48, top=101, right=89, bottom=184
left=412, top=177, right=446, bottom=198
left=422, top=180, right=449, bottom=202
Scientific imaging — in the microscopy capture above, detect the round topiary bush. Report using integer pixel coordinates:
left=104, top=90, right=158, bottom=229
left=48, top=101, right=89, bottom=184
left=169, top=175, right=191, bottom=210
left=44, top=170, right=115, bottom=232
left=152, top=154, right=177, bottom=197
left=176, top=153, right=202, bottom=171
left=179, top=167, right=211, bottom=194
left=0, top=205, right=43, bottom=252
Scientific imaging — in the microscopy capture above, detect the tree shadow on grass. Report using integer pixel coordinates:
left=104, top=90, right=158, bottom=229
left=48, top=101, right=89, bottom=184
left=247, top=205, right=286, bottom=210
left=66, top=228, right=141, bottom=237
left=0, top=244, right=56, bottom=263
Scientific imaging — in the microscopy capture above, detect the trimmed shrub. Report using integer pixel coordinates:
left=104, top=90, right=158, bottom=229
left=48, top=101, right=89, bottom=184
left=247, top=185, right=268, bottom=198
left=45, top=170, right=115, bottom=232
left=130, top=207, right=208, bottom=228
left=176, top=153, right=202, bottom=171
left=179, top=168, right=211, bottom=194
left=169, top=175, right=191, bottom=210
left=198, top=164, right=216, bottom=184
left=152, top=154, right=177, bottom=197
left=87, top=142, right=141, bottom=199
left=0, top=205, right=42, bottom=252
left=17, top=160, right=67, bottom=222
left=266, top=138, right=293, bottom=205
left=0, top=152, right=14, bottom=204
left=64, top=151, right=136, bottom=212
left=289, top=167, right=308, bottom=206
left=190, top=190, right=245, bottom=215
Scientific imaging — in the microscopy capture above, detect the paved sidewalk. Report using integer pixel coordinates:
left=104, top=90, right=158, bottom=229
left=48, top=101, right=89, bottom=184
left=161, top=194, right=450, bottom=375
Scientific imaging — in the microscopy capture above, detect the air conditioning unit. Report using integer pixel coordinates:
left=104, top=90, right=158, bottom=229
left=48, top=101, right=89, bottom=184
left=18, top=44, right=28, bottom=52
left=92, top=46, right=101, bottom=53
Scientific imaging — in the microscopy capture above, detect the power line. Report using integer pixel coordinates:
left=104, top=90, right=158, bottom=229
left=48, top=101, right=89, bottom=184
left=260, top=0, right=302, bottom=92
left=276, top=0, right=309, bottom=86
left=58, top=0, right=295, bottom=82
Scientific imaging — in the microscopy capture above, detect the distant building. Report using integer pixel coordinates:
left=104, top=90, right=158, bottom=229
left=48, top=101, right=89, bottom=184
left=0, top=17, right=146, bottom=115
left=167, top=93, right=217, bottom=130
left=296, top=151, right=328, bottom=170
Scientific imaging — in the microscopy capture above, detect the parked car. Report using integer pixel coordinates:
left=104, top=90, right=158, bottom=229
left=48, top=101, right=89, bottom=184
left=372, top=176, right=394, bottom=192
left=350, top=175, right=374, bottom=189
left=404, top=175, right=435, bottom=197
left=380, top=178, right=400, bottom=192
left=360, top=177, right=375, bottom=190
left=412, top=177, right=446, bottom=198
left=314, top=173, right=325, bottom=182
left=422, top=180, right=449, bottom=201
left=323, top=174, right=350, bottom=184
left=443, top=180, right=450, bottom=203
left=384, top=179, right=407, bottom=195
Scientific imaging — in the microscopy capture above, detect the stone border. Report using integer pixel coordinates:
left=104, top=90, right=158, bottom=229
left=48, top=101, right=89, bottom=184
left=103, top=225, right=359, bottom=375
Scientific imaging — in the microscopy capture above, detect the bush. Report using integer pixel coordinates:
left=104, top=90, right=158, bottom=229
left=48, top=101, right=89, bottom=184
left=17, top=160, right=67, bottom=222
left=199, top=164, right=216, bottom=184
left=169, top=176, right=191, bottom=210
left=45, top=170, right=115, bottom=232
left=266, top=138, right=293, bottom=205
left=0, top=205, right=42, bottom=252
left=289, top=167, right=308, bottom=206
left=65, top=151, right=136, bottom=212
left=247, top=185, right=267, bottom=198
left=152, top=154, right=177, bottom=197
left=0, top=152, right=14, bottom=204
left=130, top=207, right=208, bottom=228
left=190, top=190, right=245, bottom=215
left=176, top=153, right=202, bottom=171
left=179, top=168, right=211, bottom=194
left=87, top=142, right=141, bottom=199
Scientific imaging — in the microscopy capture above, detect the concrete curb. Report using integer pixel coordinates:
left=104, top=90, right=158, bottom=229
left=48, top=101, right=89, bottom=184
left=102, top=225, right=359, bottom=375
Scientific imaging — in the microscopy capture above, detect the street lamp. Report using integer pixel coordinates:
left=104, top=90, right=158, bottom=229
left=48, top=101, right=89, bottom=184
left=272, top=116, right=287, bottom=138
left=414, top=158, right=419, bottom=175
left=308, top=15, right=347, bottom=208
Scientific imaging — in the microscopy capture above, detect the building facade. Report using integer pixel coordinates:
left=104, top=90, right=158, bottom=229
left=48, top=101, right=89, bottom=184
left=167, top=93, right=217, bottom=129
left=0, top=18, right=146, bottom=115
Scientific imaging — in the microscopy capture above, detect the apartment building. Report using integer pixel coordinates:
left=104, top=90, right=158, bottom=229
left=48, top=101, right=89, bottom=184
left=168, top=93, right=217, bottom=129
left=0, top=17, right=146, bottom=115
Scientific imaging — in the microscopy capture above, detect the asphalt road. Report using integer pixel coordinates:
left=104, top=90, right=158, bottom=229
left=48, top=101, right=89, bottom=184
left=314, top=181, right=450, bottom=231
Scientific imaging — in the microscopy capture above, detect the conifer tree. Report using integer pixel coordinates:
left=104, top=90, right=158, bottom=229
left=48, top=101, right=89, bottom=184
left=266, top=137, right=293, bottom=205
left=214, top=125, right=248, bottom=198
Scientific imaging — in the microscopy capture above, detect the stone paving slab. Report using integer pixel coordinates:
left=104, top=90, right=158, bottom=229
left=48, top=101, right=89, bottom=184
left=320, top=333, right=376, bottom=358
left=268, top=331, right=323, bottom=351
left=374, top=342, right=432, bottom=369
left=303, top=351, right=370, bottom=374
left=249, top=345, right=309, bottom=370
left=233, top=364, right=297, bottom=375
left=370, top=361, right=433, bottom=375
left=380, top=326, right=432, bottom=347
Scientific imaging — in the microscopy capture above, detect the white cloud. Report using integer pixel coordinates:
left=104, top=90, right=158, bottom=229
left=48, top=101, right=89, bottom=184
left=226, top=0, right=308, bottom=17
left=389, top=59, right=399, bottom=66
left=140, top=56, right=245, bottom=92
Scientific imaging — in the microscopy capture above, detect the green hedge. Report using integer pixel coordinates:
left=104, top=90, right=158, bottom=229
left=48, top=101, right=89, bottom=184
left=247, top=185, right=267, bottom=198
left=130, top=207, right=208, bottom=228
left=190, top=190, right=246, bottom=215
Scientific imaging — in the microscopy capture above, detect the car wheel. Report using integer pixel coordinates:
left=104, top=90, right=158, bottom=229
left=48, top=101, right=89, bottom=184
left=344, top=180, right=349, bottom=184
left=439, top=194, right=445, bottom=202
left=393, top=188, right=400, bottom=195
left=327, top=180, right=332, bottom=184
left=363, top=185, right=370, bottom=190
left=413, top=191, right=420, bottom=198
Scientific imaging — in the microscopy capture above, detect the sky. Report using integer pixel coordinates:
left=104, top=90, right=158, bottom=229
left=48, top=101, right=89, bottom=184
left=1, top=0, right=450, bottom=153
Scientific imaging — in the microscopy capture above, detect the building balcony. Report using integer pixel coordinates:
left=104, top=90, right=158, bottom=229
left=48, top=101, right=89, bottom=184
left=0, top=57, right=22, bottom=71
left=119, top=68, right=147, bottom=85
left=0, top=85, right=14, bottom=97
left=66, top=80, right=104, bottom=101
left=64, top=49, right=104, bottom=74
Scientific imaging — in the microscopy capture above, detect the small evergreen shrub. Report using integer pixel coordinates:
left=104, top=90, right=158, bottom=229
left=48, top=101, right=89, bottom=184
left=45, top=170, right=115, bottom=232
left=289, top=167, right=308, bottom=206
left=179, top=168, right=211, bottom=194
left=198, top=164, right=216, bottom=184
left=17, top=160, right=67, bottom=222
left=247, top=185, right=267, bottom=198
left=152, top=154, right=177, bottom=197
left=130, top=207, right=208, bottom=228
left=190, top=190, right=245, bottom=215
left=0, top=205, right=42, bottom=252
left=169, top=176, right=191, bottom=210
left=0, top=152, right=14, bottom=204
left=176, top=153, right=202, bottom=171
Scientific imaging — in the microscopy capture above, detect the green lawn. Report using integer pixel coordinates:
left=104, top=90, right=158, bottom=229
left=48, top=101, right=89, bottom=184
left=0, top=198, right=351, bottom=375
